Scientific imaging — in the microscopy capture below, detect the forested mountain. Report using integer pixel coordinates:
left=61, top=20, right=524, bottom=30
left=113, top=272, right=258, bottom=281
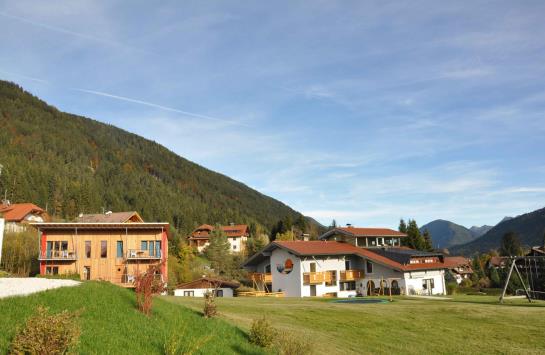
left=451, top=207, right=545, bottom=256
left=469, top=225, right=493, bottom=238
left=419, top=219, right=476, bottom=249
left=0, top=80, right=318, bottom=237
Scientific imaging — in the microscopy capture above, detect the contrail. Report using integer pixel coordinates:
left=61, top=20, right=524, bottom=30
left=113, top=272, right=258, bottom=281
left=72, top=88, right=246, bottom=126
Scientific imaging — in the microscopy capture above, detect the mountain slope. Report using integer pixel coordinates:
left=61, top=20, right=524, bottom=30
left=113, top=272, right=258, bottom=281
left=0, top=80, right=313, bottom=236
left=420, top=219, right=476, bottom=248
left=469, top=225, right=493, bottom=238
left=451, top=207, right=545, bottom=255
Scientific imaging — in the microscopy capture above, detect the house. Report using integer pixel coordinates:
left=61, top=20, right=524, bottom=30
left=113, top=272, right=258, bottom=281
left=244, top=237, right=448, bottom=298
left=173, top=277, right=240, bottom=297
left=31, top=213, right=169, bottom=287
left=188, top=224, right=249, bottom=253
left=0, top=202, right=49, bottom=232
left=488, top=256, right=509, bottom=269
left=444, top=256, right=473, bottom=284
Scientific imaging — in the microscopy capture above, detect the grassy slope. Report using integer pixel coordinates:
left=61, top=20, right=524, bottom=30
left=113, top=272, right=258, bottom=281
left=0, top=281, right=264, bottom=355
left=163, top=295, right=545, bottom=355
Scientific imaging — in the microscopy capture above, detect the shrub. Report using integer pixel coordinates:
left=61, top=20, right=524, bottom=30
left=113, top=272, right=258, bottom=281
left=10, top=306, right=81, bottom=355
left=203, top=291, right=218, bottom=318
left=460, top=278, right=473, bottom=288
left=135, top=263, right=167, bottom=316
left=273, top=331, right=314, bottom=355
left=249, top=317, right=275, bottom=348
left=0, top=230, right=39, bottom=276
left=36, top=273, right=81, bottom=280
left=446, top=282, right=458, bottom=295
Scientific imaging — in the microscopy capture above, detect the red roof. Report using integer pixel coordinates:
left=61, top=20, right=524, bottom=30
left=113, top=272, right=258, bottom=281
left=271, top=241, right=445, bottom=272
left=336, top=227, right=407, bottom=237
left=0, top=203, right=47, bottom=222
left=444, top=256, right=471, bottom=268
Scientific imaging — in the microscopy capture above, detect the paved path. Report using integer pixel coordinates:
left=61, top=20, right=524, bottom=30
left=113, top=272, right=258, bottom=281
left=0, top=278, right=80, bottom=299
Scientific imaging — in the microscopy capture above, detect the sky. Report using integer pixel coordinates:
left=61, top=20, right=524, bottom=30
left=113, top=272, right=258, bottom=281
left=1, top=1, right=545, bottom=229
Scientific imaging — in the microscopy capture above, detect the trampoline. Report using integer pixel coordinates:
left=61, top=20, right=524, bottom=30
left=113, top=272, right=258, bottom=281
left=331, top=298, right=388, bottom=304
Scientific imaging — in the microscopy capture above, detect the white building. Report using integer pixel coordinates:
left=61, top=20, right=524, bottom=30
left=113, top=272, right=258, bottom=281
left=0, top=202, right=48, bottom=233
left=244, top=226, right=448, bottom=297
left=188, top=224, right=249, bottom=253
left=173, top=278, right=240, bottom=297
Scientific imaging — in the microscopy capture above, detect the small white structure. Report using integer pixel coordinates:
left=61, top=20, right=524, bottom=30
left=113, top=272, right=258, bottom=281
left=173, top=278, right=240, bottom=298
left=188, top=224, right=249, bottom=253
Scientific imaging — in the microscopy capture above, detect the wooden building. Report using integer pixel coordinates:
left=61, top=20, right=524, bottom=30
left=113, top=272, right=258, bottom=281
left=32, top=220, right=169, bottom=287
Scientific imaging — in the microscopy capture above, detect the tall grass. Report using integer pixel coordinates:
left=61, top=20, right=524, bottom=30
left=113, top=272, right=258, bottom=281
left=0, top=282, right=264, bottom=354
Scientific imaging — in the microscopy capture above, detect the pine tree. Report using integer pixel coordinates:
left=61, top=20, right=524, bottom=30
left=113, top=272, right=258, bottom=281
left=499, top=232, right=523, bottom=256
left=398, top=219, right=407, bottom=234
left=204, top=225, right=231, bottom=276
left=422, top=229, right=433, bottom=251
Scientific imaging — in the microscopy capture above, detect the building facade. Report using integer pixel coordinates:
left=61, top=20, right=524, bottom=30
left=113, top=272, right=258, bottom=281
left=188, top=224, right=249, bottom=253
left=173, top=278, right=240, bottom=297
left=32, top=221, right=169, bottom=287
left=244, top=227, right=448, bottom=298
left=0, top=202, right=48, bottom=233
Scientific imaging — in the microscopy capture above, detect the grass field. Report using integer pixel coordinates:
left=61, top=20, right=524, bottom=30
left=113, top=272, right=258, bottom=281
left=0, top=281, right=264, bottom=354
left=163, top=295, right=545, bottom=355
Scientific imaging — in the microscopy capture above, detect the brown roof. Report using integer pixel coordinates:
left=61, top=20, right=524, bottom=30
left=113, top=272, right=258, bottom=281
left=74, top=211, right=143, bottom=223
left=320, top=227, right=407, bottom=240
left=176, top=278, right=240, bottom=289
left=444, top=256, right=471, bottom=267
left=189, top=224, right=249, bottom=239
left=0, top=203, right=47, bottom=222
left=268, top=241, right=446, bottom=272
left=488, top=256, right=508, bottom=267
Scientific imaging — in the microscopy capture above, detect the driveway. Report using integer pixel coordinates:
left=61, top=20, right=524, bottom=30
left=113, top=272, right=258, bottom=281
left=0, top=278, right=80, bottom=298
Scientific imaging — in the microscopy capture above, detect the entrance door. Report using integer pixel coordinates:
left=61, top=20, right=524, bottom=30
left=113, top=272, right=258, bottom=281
left=366, top=280, right=375, bottom=296
left=83, top=266, right=91, bottom=280
left=424, top=279, right=433, bottom=295
left=310, top=285, right=317, bottom=297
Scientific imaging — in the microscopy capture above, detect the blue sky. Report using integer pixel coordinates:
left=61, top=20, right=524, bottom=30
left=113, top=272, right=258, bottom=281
left=1, top=1, right=545, bottom=229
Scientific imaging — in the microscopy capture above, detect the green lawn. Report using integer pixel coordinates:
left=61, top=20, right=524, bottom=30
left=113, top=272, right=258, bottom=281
left=0, top=281, right=264, bottom=355
left=163, top=295, right=545, bottom=355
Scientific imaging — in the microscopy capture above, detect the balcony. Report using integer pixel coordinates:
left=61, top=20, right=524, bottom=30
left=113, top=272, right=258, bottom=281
left=250, top=272, right=272, bottom=283
left=39, top=250, right=77, bottom=261
left=125, top=249, right=162, bottom=260
left=340, top=269, right=364, bottom=281
left=303, top=272, right=325, bottom=285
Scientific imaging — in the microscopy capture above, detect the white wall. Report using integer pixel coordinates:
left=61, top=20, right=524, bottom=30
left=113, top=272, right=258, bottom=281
left=300, top=256, right=351, bottom=297
left=0, top=218, right=4, bottom=265
left=356, top=260, right=405, bottom=296
left=270, top=248, right=302, bottom=296
left=403, top=270, right=445, bottom=296
left=173, top=287, right=234, bottom=297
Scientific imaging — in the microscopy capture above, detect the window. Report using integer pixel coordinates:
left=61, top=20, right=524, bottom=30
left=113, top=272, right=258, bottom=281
left=101, top=241, right=107, bottom=258
left=155, top=241, right=161, bottom=257
left=340, top=281, right=356, bottom=291
left=46, top=266, right=59, bottom=275
left=141, top=241, right=148, bottom=252
left=233, top=245, right=237, bottom=250
left=345, top=260, right=351, bottom=270
left=369, top=238, right=377, bottom=246
left=216, top=290, right=224, bottom=297
left=366, top=260, right=373, bottom=274
left=183, top=291, right=194, bottom=297
left=422, top=278, right=434, bottom=290
left=117, top=241, right=123, bottom=258
left=148, top=241, right=155, bottom=256
left=85, top=241, right=91, bottom=258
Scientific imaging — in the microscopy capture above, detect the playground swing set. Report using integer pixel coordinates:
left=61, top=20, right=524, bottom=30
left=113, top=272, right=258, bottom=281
left=499, top=255, right=545, bottom=303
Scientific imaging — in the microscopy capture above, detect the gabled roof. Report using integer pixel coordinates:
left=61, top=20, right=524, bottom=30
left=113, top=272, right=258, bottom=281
left=189, top=224, right=249, bottom=239
left=244, top=241, right=447, bottom=272
left=320, top=227, right=407, bottom=240
left=74, top=211, right=143, bottom=223
left=0, top=203, right=46, bottom=222
left=176, top=278, right=240, bottom=290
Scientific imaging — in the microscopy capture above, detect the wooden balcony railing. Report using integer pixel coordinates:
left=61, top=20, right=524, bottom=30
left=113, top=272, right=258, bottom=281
left=126, top=249, right=162, bottom=260
left=303, top=272, right=325, bottom=285
left=250, top=272, right=272, bottom=283
left=340, top=269, right=364, bottom=281
left=39, top=250, right=77, bottom=261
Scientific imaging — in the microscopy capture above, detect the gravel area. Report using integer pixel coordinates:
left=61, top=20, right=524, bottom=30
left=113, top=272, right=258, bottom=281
left=0, top=278, right=81, bottom=299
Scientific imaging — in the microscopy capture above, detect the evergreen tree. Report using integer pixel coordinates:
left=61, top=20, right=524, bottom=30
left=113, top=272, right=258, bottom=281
left=330, top=219, right=337, bottom=229
left=490, top=267, right=501, bottom=287
left=422, top=229, right=433, bottom=251
left=398, top=219, right=407, bottom=234
left=499, top=232, right=523, bottom=256
left=275, top=230, right=296, bottom=241
left=204, top=225, right=231, bottom=276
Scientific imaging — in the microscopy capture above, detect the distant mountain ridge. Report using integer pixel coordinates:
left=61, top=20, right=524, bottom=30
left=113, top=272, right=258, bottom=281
left=469, top=225, right=493, bottom=238
left=420, top=220, right=478, bottom=249
left=451, top=207, right=545, bottom=256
